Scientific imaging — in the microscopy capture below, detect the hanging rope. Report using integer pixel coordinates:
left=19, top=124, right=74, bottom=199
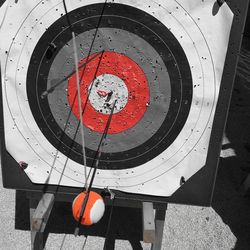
left=41, top=52, right=102, bottom=98
left=42, top=0, right=107, bottom=192
left=61, top=0, right=108, bottom=188
left=74, top=99, right=117, bottom=236
left=60, top=0, right=112, bottom=236
left=40, top=1, right=112, bottom=247
left=53, top=50, right=105, bottom=195
left=62, top=0, right=89, bottom=187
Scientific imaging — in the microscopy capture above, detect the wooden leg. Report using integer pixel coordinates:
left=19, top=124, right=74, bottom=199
left=142, top=202, right=155, bottom=243
left=29, top=193, right=55, bottom=250
left=30, top=199, right=43, bottom=250
left=151, top=208, right=166, bottom=250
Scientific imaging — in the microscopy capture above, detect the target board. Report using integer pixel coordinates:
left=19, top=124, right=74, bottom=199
left=0, top=0, right=237, bottom=198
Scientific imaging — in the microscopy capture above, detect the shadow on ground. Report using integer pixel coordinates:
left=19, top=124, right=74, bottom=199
left=213, top=156, right=250, bottom=250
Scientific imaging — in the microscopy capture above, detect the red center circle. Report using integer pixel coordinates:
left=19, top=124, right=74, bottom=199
left=68, top=51, right=149, bottom=134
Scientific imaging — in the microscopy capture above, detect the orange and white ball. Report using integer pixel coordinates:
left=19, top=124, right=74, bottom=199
left=72, top=191, right=105, bottom=226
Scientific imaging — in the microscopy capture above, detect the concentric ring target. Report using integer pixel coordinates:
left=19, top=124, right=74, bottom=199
left=27, top=3, right=192, bottom=169
left=68, top=51, right=150, bottom=134
left=0, top=0, right=233, bottom=196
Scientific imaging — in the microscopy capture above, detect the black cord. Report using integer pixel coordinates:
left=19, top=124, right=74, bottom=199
left=42, top=0, right=106, bottom=194
left=54, top=50, right=105, bottom=195
left=43, top=0, right=107, bottom=99
left=59, top=0, right=110, bottom=237
left=62, top=0, right=73, bottom=33
left=51, top=0, right=106, bottom=195
left=76, top=0, right=108, bottom=100
left=41, top=52, right=102, bottom=98
left=74, top=99, right=117, bottom=236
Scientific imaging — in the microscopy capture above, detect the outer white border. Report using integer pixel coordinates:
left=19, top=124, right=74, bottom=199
left=0, top=0, right=233, bottom=196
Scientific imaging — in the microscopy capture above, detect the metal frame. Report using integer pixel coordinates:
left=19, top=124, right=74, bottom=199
left=0, top=0, right=249, bottom=207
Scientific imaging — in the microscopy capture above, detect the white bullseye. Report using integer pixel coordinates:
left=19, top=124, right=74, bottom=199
left=88, top=74, right=129, bottom=114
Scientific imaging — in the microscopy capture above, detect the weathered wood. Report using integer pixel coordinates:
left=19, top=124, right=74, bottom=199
left=31, top=193, right=55, bottom=232
left=142, top=202, right=155, bottom=243
left=30, top=199, right=43, bottom=250
left=151, top=208, right=166, bottom=250
left=29, top=193, right=55, bottom=250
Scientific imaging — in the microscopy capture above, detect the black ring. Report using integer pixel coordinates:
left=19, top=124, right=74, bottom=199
left=27, top=3, right=193, bottom=170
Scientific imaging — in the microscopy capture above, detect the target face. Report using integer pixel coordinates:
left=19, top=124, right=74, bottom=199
left=0, top=0, right=233, bottom=196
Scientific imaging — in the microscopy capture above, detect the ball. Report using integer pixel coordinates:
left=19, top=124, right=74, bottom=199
left=72, top=191, right=105, bottom=226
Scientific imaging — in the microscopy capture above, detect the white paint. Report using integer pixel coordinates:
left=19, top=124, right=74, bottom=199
left=90, top=198, right=105, bottom=224
left=89, top=74, right=129, bottom=114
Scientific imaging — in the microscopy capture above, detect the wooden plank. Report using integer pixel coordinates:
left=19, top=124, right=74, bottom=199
left=31, top=193, right=55, bottom=232
left=151, top=208, right=166, bottom=250
left=30, top=199, right=43, bottom=250
left=142, top=202, right=155, bottom=243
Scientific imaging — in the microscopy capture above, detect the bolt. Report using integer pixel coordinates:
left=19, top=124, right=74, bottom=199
left=19, top=161, right=28, bottom=170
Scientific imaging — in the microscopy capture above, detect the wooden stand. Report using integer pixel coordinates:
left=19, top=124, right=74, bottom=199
left=142, top=202, right=166, bottom=250
left=28, top=192, right=167, bottom=250
left=29, top=193, right=55, bottom=250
